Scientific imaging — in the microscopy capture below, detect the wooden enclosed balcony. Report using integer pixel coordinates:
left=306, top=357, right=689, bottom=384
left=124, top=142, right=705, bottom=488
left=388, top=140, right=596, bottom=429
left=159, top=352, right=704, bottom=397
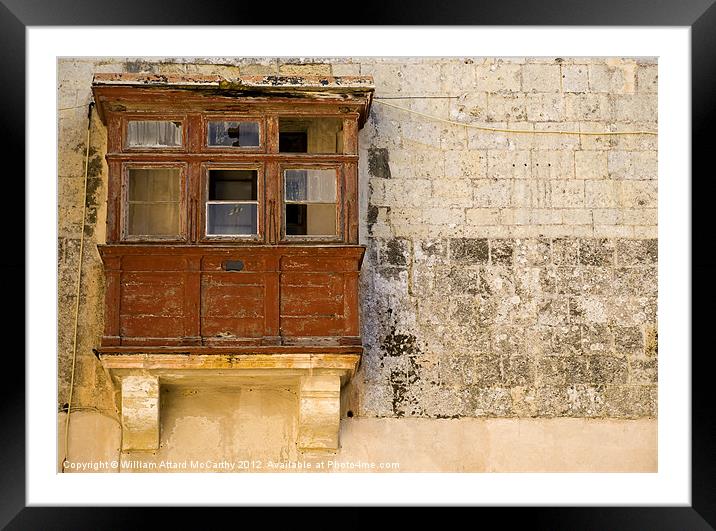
left=96, top=244, right=364, bottom=349
left=92, top=73, right=373, bottom=453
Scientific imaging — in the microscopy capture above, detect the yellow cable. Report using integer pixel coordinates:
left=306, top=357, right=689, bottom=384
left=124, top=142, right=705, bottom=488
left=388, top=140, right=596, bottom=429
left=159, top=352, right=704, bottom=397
left=59, top=104, right=90, bottom=112
left=373, top=99, right=657, bottom=136
left=62, top=102, right=94, bottom=472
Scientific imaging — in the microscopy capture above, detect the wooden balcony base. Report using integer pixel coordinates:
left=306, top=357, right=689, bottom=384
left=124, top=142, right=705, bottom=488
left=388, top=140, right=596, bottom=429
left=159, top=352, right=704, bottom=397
left=98, top=352, right=360, bottom=453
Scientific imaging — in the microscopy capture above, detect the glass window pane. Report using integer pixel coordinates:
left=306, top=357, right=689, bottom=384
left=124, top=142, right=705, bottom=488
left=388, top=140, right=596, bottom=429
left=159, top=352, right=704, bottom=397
left=279, top=117, right=343, bottom=153
left=207, top=121, right=260, bottom=147
left=207, top=203, right=257, bottom=235
left=208, top=170, right=257, bottom=201
left=285, top=170, right=307, bottom=202
left=284, top=169, right=336, bottom=203
left=128, top=203, right=180, bottom=236
left=127, top=121, right=182, bottom=147
left=285, top=204, right=336, bottom=236
left=128, top=168, right=180, bottom=202
left=306, top=204, right=336, bottom=235
left=127, top=168, right=181, bottom=237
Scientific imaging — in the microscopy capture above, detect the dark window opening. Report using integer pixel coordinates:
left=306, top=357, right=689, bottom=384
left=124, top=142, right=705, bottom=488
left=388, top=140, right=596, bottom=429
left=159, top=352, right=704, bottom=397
left=285, top=204, right=307, bottom=235
left=279, top=131, right=308, bottom=153
left=209, top=169, right=257, bottom=201
left=279, top=117, right=343, bottom=154
left=207, top=169, right=258, bottom=236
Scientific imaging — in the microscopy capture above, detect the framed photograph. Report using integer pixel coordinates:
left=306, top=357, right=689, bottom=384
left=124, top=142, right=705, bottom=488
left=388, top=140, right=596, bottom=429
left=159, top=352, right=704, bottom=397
left=8, top=1, right=715, bottom=527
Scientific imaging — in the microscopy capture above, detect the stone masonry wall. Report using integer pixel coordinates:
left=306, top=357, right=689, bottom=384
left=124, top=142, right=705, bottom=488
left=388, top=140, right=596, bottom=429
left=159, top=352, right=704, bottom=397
left=57, top=57, right=657, bottom=422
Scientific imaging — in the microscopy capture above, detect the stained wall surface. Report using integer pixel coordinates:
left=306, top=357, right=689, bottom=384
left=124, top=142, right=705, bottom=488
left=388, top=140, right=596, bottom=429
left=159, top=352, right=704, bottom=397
left=57, top=56, right=657, bottom=472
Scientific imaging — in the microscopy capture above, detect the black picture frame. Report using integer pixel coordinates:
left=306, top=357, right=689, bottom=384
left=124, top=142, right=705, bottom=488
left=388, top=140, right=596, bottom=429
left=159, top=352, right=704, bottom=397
left=6, top=1, right=715, bottom=527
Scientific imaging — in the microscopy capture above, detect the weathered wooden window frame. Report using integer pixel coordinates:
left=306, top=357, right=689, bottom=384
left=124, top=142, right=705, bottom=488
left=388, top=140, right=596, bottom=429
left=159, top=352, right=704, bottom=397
left=201, top=114, right=266, bottom=153
left=121, top=113, right=188, bottom=153
left=200, top=162, right=265, bottom=242
left=120, top=161, right=189, bottom=242
left=279, top=163, right=344, bottom=243
left=110, top=112, right=358, bottom=246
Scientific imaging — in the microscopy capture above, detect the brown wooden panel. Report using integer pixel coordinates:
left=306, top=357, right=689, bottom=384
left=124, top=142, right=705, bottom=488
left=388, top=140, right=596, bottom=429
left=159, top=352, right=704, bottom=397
left=201, top=317, right=265, bottom=338
left=121, top=254, right=187, bottom=271
left=187, top=113, right=202, bottom=153
left=201, top=270, right=265, bottom=337
left=280, top=316, right=345, bottom=336
left=280, top=295, right=344, bottom=317
left=183, top=256, right=202, bottom=338
left=202, top=283, right=265, bottom=300
left=342, top=118, right=358, bottom=155
left=106, top=159, right=122, bottom=243
left=119, top=271, right=185, bottom=340
left=120, top=315, right=185, bottom=338
left=203, top=296, right=264, bottom=318
left=103, top=259, right=121, bottom=339
left=264, top=254, right=280, bottom=337
left=281, top=283, right=343, bottom=301
left=281, top=256, right=357, bottom=272
left=201, top=255, right=268, bottom=272
left=98, top=344, right=363, bottom=355
left=266, top=115, right=279, bottom=154
left=202, top=272, right=265, bottom=291
left=264, top=160, right=279, bottom=244
left=99, top=245, right=365, bottom=345
left=343, top=271, right=359, bottom=336
left=117, top=337, right=200, bottom=347
left=121, top=290, right=184, bottom=316
left=187, top=159, right=201, bottom=243
left=281, top=272, right=344, bottom=290
left=106, top=112, right=122, bottom=153
left=344, top=162, right=358, bottom=244
left=122, top=271, right=185, bottom=286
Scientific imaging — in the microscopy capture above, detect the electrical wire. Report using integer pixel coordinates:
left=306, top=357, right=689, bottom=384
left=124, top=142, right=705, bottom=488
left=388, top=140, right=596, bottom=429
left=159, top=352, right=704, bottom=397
left=373, top=99, right=657, bottom=136
left=59, top=104, right=90, bottom=112
left=61, top=102, right=94, bottom=472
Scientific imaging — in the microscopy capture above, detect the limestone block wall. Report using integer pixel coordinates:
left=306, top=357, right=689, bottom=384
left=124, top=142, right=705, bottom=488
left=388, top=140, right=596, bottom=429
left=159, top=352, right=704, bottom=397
left=353, top=57, right=657, bottom=419
left=57, top=57, right=657, bottom=430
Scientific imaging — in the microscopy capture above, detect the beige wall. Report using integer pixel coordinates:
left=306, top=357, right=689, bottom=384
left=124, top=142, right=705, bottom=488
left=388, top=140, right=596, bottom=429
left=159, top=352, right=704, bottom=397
left=60, top=403, right=656, bottom=473
left=58, top=56, right=657, bottom=473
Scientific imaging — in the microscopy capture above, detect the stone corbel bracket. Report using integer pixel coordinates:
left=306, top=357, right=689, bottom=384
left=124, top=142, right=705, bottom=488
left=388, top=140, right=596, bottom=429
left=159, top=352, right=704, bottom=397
left=98, top=352, right=360, bottom=453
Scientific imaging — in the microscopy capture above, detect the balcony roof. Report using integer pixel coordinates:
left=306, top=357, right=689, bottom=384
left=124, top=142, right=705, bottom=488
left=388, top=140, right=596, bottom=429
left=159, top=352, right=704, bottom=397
left=91, top=73, right=375, bottom=125
left=92, top=73, right=374, bottom=91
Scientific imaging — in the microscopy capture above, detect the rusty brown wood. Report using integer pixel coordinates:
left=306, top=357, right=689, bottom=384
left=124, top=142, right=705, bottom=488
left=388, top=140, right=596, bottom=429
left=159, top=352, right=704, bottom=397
left=102, top=256, right=121, bottom=345
left=342, top=117, right=358, bottom=155
left=92, top=85, right=369, bottom=124
left=184, top=255, right=202, bottom=341
left=106, top=112, right=122, bottom=153
left=264, top=253, right=280, bottom=339
left=343, top=162, right=358, bottom=244
left=106, top=159, right=121, bottom=243
left=98, top=245, right=364, bottom=346
left=96, top=345, right=363, bottom=356
left=343, top=271, right=360, bottom=336
left=95, top=83, right=370, bottom=357
left=105, top=153, right=359, bottom=163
